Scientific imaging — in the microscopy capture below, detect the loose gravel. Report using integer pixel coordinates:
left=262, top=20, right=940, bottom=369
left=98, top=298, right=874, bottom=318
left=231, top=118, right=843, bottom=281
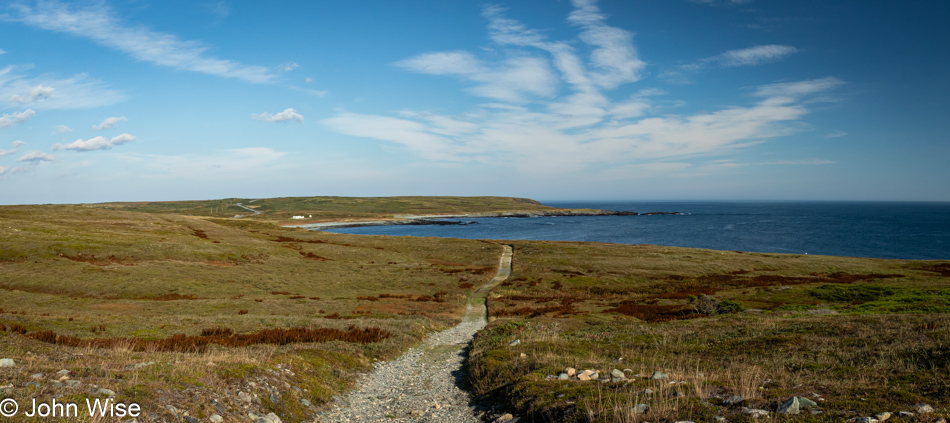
left=319, top=246, right=512, bottom=423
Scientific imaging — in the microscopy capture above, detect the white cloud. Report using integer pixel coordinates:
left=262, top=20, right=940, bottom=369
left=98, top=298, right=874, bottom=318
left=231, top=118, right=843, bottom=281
left=708, top=158, right=835, bottom=168
left=252, top=108, right=304, bottom=122
left=52, top=125, right=72, bottom=134
left=93, top=116, right=127, bottom=130
left=321, top=1, right=841, bottom=177
left=0, top=65, right=126, bottom=109
left=281, top=62, right=299, bottom=72
left=567, top=0, right=646, bottom=89
left=4, top=1, right=275, bottom=84
left=0, top=109, right=35, bottom=128
left=52, top=133, right=136, bottom=152
left=754, top=77, right=843, bottom=97
left=825, top=130, right=847, bottom=138
left=16, top=150, right=55, bottom=163
left=0, top=140, right=25, bottom=156
left=716, top=45, right=798, bottom=67
left=9, top=84, right=54, bottom=104
left=0, top=48, right=5, bottom=55
left=305, top=77, right=312, bottom=83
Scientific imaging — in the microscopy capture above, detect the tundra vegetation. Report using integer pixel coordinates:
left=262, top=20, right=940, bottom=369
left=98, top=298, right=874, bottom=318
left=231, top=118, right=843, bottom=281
left=469, top=241, right=950, bottom=422
left=0, top=197, right=948, bottom=422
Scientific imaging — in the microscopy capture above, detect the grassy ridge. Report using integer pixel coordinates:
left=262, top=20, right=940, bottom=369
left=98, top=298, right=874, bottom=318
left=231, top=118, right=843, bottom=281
left=468, top=241, right=950, bottom=422
left=89, top=195, right=555, bottom=222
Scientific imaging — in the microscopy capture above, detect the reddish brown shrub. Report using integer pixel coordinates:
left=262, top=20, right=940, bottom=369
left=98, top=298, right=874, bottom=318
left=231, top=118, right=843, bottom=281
left=604, top=302, right=703, bottom=323
left=30, top=326, right=391, bottom=352
left=357, top=296, right=379, bottom=302
left=300, top=251, right=330, bottom=261
left=459, top=282, right=474, bottom=289
left=237, top=310, right=248, bottom=315
left=200, top=327, right=234, bottom=337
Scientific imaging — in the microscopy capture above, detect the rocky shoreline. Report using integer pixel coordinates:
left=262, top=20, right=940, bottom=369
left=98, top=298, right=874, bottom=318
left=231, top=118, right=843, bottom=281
left=287, top=209, right=687, bottom=230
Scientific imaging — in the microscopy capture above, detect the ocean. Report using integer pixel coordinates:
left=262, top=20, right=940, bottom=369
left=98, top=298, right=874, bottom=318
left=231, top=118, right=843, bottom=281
left=324, top=201, right=950, bottom=260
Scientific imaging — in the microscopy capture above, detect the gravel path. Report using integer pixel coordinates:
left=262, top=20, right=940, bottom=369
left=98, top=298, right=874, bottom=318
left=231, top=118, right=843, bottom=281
left=319, top=245, right=512, bottom=423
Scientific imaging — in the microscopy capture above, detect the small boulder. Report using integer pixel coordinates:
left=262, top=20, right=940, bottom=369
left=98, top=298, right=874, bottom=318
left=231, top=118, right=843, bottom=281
left=875, top=412, right=891, bottom=421
left=743, top=408, right=769, bottom=418
left=565, top=367, right=576, bottom=377
left=651, top=371, right=668, bottom=380
left=631, top=404, right=649, bottom=414
left=30, top=373, right=43, bottom=380
left=714, top=417, right=727, bottom=423
left=184, top=417, right=200, bottom=423
left=642, top=388, right=654, bottom=395
left=238, top=391, right=253, bottom=403
left=508, top=339, right=521, bottom=347
left=0, top=358, right=16, bottom=368
left=494, top=413, right=515, bottom=423
left=210, top=399, right=226, bottom=415
left=210, top=415, right=223, bottom=423
left=95, top=388, right=116, bottom=397
left=915, top=403, right=934, bottom=414
left=724, top=396, right=744, bottom=406
left=898, top=412, right=914, bottom=418
left=300, top=398, right=312, bottom=407
left=577, top=373, right=590, bottom=381
left=558, top=373, right=569, bottom=380
left=610, top=369, right=626, bottom=382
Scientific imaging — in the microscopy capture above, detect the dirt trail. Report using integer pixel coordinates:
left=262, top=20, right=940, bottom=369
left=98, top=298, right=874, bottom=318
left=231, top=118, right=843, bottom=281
left=319, top=245, right=512, bottom=423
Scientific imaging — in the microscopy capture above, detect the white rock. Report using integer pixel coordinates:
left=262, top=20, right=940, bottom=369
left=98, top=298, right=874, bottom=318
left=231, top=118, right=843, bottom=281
left=875, top=412, right=891, bottom=421
left=209, top=415, right=223, bottom=423
left=915, top=403, right=934, bottom=414
left=0, top=358, right=16, bottom=367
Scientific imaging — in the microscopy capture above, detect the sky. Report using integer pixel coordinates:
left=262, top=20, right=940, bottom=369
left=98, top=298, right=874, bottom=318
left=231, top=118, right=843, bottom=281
left=1, top=0, right=948, bottom=204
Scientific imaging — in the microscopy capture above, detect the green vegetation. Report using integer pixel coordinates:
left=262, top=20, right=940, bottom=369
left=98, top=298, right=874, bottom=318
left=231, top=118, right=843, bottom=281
left=2, top=198, right=949, bottom=422
left=468, top=240, right=950, bottom=422
left=89, top=195, right=557, bottom=222
left=0, top=203, right=503, bottom=421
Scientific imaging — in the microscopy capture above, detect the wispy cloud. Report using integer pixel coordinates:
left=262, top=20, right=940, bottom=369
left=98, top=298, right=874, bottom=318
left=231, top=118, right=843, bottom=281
left=281, top=62, right=299, bottom=72
left=0, top=109, right=35, bottom=128
left=52, top=134, right=136, bottom=152
left=663, top=45, right=799, bottom=82
left=9, top=84, right=54, bottom=104
left=252, top=108, right=304, bottom=122
left=0, top=140, right=25, bottom=156
left=0, top=48, right=6, bottom=55
left=0, top=65, right=126, bottom=109
left=4, top=1, right=276, bottom=84
left=716, top=45, right=799, bottom=67
left=93, top=116, right=127, bottom=130
left=16, top=150, right=55, bottom=163
left=825, top=130, right=847, bottom=138
left=322, top=1, right=841, bottom=176
left=52, top=125, right=72, bottom=134
left=708, top=158, right=836, bottom=168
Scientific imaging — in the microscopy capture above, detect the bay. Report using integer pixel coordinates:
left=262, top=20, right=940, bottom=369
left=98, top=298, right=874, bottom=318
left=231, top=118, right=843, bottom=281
left=324, top=201, right=950, bottom=260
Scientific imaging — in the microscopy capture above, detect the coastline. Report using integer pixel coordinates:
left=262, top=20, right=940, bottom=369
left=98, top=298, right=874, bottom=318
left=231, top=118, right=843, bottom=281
left=283, top=208, right=686, bottom=230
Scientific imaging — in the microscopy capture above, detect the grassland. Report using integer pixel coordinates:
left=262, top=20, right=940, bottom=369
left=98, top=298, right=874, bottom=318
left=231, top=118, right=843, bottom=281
left=2, top=198, right=949, bottom=422
left=0, top=203, right=503, bottom=421
left=468, top=241, right=950, bottom=422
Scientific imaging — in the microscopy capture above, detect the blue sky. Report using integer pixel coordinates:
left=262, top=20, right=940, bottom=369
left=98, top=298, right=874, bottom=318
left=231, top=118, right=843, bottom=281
left=1, top=0, right=947, bottom=204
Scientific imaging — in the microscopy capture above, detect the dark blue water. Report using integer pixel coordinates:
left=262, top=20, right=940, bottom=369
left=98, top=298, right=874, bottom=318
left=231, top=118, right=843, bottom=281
left=325, top=202, right=950, bottom=260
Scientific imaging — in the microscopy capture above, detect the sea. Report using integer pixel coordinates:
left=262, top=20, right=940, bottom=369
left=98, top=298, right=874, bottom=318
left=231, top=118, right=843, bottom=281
left=324, top=202, right=950, bottom=260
